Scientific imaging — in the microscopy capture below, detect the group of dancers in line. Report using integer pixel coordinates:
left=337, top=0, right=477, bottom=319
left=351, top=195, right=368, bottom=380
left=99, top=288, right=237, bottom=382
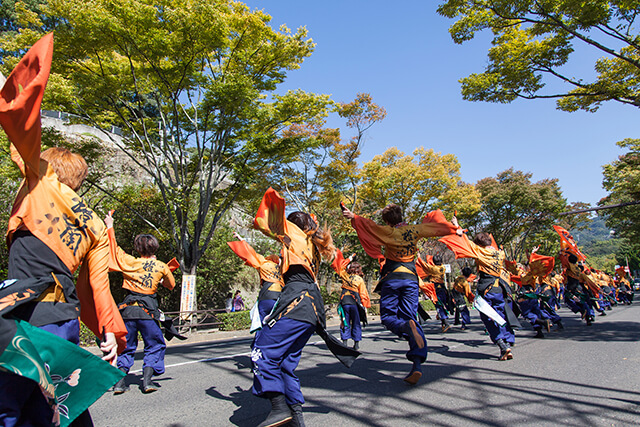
left=0, top=34, right=636, bottom=427
left=228, top=191, right=636, bottom=427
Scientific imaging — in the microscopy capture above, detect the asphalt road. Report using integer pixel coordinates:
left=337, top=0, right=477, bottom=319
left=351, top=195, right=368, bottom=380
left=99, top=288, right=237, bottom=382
left=90, top=302, right=640, bottom=426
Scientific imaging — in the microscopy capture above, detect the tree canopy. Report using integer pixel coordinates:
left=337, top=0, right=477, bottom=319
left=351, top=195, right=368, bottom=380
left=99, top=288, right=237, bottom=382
left=358, top=147, right=481, bottom=223
left=469, top=168, right=566, bottom=260
left=1, top=0, right=334, bottom=279
left=600, top=138, right=640, bottom=269
left=437, top=0, right=640, bottom=112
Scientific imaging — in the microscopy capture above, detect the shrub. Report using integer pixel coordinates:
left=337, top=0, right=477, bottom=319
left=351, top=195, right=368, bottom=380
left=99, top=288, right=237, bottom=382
left=79, top=321, right=98, bottom=347
left=320, top=284, right=341, bottom=306
left=420, top=300, right=436, bottom=311
left=217, top=310, right=251, bottom=331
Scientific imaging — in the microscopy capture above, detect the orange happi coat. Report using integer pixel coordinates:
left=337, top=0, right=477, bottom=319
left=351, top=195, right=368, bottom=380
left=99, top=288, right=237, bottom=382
left=107, top=228, right=175, bottom=295
left=331, top=249, right=371, bottom=308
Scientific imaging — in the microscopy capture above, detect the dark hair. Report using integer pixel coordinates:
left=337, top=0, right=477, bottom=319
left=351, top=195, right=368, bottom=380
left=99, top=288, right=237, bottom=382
left=461, top=267, right=473, bottom=277
left=287, top=211, right=318, bottom=233
left=381, top=204, right=403, bottom=226
left=347, top=261, right=364, bottom=277
left=568, top=254, right=578, bottom=264
left=473, top=232, right=493, bottom=247
left=134, top=234, right=159, bottom=257
left=287, top=211, right=335, bottom=260
left=432, top=254, right=443, bottom=265
left=235, top=290, right=241, bottom=295
left=226, top=292, right=232, bottom=299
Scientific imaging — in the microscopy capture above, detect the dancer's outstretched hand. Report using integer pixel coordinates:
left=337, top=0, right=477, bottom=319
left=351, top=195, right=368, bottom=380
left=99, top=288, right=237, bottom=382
left=340, top=202, right=355, bottom=219
left=104, top=210, right=114, bottom=229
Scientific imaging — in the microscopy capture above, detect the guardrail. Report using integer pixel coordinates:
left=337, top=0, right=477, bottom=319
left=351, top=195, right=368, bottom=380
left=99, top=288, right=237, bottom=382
left=163, top=308, right=228, bottom=335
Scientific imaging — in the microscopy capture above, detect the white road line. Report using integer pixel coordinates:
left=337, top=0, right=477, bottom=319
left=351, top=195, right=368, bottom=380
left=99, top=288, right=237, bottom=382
left=130, top=329, right=387, bottom=374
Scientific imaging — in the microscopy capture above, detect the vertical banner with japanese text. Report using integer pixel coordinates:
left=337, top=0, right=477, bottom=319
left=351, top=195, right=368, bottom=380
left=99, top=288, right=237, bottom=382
left=180, top=275, right=196, bottom=320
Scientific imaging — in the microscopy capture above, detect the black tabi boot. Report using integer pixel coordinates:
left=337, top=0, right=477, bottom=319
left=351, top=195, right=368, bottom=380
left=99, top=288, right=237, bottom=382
left=288, top=403, right=305, bottom=427
left=533, top=329, right=545, bottom=339
left=556, top=320, right=564, bottom=331
left=258, top=392, right=292, bottom=427
left=342, top=339, right=348, bottom=346
left=497, top=339, right=512, bottom=361
left=112, top=368, right=129, bottom=395
left=353, top=341, right=359, bottom=351
left=142, top=366, right=158, bottom=393
left=403, top=357, right=423, bottom=385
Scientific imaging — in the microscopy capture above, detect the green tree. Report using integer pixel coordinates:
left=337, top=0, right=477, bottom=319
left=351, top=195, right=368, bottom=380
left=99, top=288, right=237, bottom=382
left=471, top=168, right=566, bottom=261
left=600, top=138, right=640, bottom=272
left=329, top=93, right=387, bottom=208
left=437, top=0, right=640, bottom=112
left=358, top=147, right=481, bottom=223
left=262, top=93, right=386, bottom=220
left=2, top=0, right=334, bottom=309
left=0, top=0, right=46, bottom=34
left=600, top=139, right=640, bottom=239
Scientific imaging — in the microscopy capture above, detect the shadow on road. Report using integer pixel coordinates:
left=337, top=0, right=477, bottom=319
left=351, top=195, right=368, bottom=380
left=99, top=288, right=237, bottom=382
left=196, top=305, right=640, bottom=426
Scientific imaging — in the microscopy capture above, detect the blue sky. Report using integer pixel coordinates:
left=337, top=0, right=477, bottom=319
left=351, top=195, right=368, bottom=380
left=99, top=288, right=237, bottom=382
left=247, top=0, right=638, bottom=206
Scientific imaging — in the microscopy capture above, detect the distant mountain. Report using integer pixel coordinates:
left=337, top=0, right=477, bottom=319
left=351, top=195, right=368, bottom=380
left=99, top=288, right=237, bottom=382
left=573, top=216, right=613, bottom=247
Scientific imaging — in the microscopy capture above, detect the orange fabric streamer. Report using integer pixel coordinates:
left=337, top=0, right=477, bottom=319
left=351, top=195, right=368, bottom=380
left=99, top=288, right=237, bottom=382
left=418, top=278, right=438, bottom=302
left=439, top=233, right=477, bottom=260
left=253, top=187, right=289, bottom=244
left=553, top=225, right=586, bottom=261
left=227, top=239, right=283, bottom=286
left=529, top=253, right=555, bottom=278
left=350, top=210, right=457, bottom=263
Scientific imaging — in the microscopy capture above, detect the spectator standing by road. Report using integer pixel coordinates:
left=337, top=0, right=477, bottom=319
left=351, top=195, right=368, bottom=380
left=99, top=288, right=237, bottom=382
left=233, top=290, right=245, bottom=311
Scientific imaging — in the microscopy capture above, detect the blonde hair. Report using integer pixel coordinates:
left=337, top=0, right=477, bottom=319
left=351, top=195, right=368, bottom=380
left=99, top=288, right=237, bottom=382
left=41, top=147, right=88, bottom=191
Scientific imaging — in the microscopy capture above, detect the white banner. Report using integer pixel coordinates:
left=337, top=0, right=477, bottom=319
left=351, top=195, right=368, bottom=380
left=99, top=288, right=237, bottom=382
left=180, top=275, right=196, bottom=317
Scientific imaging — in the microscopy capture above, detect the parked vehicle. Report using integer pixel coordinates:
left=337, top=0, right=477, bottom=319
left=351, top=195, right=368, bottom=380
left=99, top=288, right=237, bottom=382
left=633, top=278, right=640, bottom=291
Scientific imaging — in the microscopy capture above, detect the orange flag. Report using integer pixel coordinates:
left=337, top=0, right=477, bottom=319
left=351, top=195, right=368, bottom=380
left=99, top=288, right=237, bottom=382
left=331, top=248, right=350, bottom=273
left=553, top=225, right=586, bottom=261
left=0, top=33, right=53, bottom=182
left=253, top=187, right=290, bottom=245
left=166, top=257, right=180, bottom=272
left=529, top=252, right=555, bottom=278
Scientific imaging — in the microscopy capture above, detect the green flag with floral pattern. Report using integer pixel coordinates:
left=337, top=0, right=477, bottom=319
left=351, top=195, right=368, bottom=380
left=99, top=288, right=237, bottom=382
left=0, top=319, right=124, bottom=426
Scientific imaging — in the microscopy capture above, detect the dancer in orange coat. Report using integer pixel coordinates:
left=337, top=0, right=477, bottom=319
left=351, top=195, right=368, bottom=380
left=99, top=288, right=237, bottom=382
left=0, top=33, right=126, bottom=426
